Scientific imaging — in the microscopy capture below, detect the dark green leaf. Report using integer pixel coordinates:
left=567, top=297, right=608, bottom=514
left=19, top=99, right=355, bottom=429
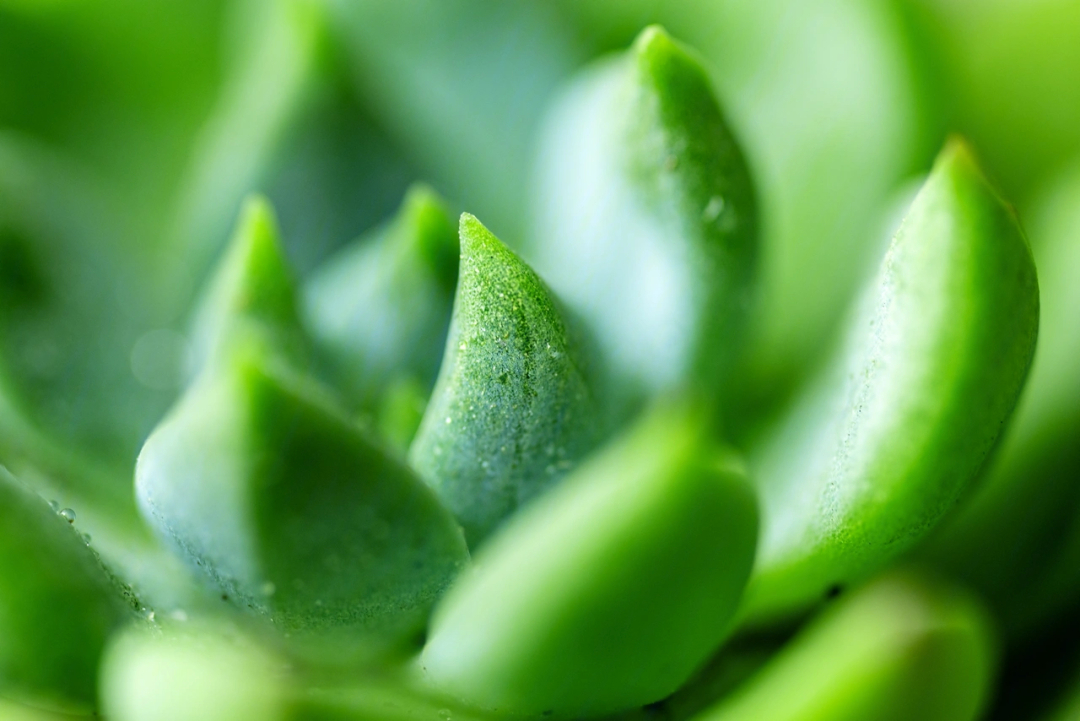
left=409, top=214, right=597, bottom=546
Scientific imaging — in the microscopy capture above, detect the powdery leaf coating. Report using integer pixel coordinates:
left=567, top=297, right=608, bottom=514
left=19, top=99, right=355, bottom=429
left=409, top=213, right=597, bottom=547
left=743, top=140, right=1039, bottom=624
left=136, top=351, right=469, bottom=659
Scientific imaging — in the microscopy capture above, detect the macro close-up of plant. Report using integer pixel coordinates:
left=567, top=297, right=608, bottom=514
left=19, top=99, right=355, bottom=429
left=2, top=1, right=1080, bottom=719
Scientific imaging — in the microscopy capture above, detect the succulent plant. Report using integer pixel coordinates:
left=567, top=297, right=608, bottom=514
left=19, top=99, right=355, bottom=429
left=3, top=4, right=1080, bottom=720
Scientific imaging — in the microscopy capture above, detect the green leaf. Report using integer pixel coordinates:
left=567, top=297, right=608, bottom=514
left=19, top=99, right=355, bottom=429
left=321, top=0, right=586, bottom=241
left=409, top=214, right=598, bottom=546
left=547, top=2, right=930, bottom=417
left=419, top=401, right=757, bottom=718
left=742, top=140, right=1039, bottom=625
left=188, top=195, right=307, bottom=378
left=167, top=0, right=327, bottom=288
left=304, top=184, right=458, bottom=438
left=101, top=620, right=288, bottom=721
left=0, top=468, right=131, bottom=713
left=135, top=345, right=469, bottom=661
left=922, top=162, right=1080, bottom=638
left=527, top=25, right=757, bottom=419
left=691, top=571, right=997, bottom=721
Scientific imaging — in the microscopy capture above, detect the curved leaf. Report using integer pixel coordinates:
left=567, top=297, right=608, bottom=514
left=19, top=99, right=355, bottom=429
left=136, top=347, right=469, bottom=661
left=409, top=214, right=597, bottom=546
left=0, top=468, right=131, bottom=713
left=188, top=195, right=307, bottom=378
left=528, top=26, right=757, bottom=418
left=742, top=140, right=1039, bottom=624
left=304, top=184, right=458, bottom=443
left=693, top=571, right=997, bottom=721
left=923, top=162, right=1080, bottom=638
left=420, top=402, right=757, bottom=719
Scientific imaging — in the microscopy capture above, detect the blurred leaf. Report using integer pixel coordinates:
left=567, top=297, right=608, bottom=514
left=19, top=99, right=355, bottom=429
left=409, top=215, right=598, bottom=546
left=742, top=141, right=1039, bottom=624
left=420, top=402, right=757, bottom=718
left=0, top=468, right=132, bottom=714
left=101, top=620, right=289, bottom=721
left=304, top=185, right=457, bottom=428
left=319, top=0, right=587, bottom=241
left=527, top=26, right=757, bottom=422
left=691, top=570, right=996, bottom=721
left=555, top=0, right=931, bottom=408
left=188, top=196, right=308, bottom=379
left=904, top=0, right=1080, bottom=199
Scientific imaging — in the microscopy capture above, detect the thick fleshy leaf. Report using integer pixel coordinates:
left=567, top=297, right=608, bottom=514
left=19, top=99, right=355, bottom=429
left=742, top=140, right=1039, bottom=624
left=550, top=1, right=929, bottom=414
left=188, top=195, right=307, bottom=378
left=135, top=346, right=469, bottom=660
left=101, top=621, right=288, bottom=721
left=528, top=26, right=756, bottom=418
left=304, top=184, right=457, bottom=431
left=692, top=571, right=996, bottom=721
left=923, top=162, right=1080, bottom=638
left=409, top=214, right=597, bottom=546
left=0, top=468, right=131, bottom=713
left=420, top=402, right=758, bottom=718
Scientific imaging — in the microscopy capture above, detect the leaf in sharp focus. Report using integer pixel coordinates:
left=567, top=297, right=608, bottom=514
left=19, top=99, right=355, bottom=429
left=528, top=25, right=757, bottom=421
left=135, top=346, right=469, bottom=663
left=691, top=570, right=997, bottom=721
left=0, top=468, right=132, bottom=714
left=420, top=401, right=758, bottom=719
left=188, top=195, right=307, bottom=380
left=304, top=184, right=457, bottom=426
left=741, top=139, right=1039, bottom=625
left=921, top=162, right=1080, bottom=639
left=408, top=213, right=598, bottom=547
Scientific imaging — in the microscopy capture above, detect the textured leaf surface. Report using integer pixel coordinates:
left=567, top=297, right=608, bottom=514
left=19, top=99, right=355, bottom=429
left=136, top=350, right=469, bottom=659
left=743, top=141, right=1039, bottom=624
left=409, top=214, right=597, bottom=546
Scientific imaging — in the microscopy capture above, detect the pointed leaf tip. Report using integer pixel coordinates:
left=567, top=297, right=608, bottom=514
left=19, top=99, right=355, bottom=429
left=189, top=194, right=306, bottom=378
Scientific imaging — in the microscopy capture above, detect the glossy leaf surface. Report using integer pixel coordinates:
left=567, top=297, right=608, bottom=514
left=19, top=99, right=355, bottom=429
left=420, top=402, right=758, bottom=718
left=694, top=571, right=996, bottom=721
left=528, top=26, right=756, bottom=418
left=924, top=162, right=1080, bottom=638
